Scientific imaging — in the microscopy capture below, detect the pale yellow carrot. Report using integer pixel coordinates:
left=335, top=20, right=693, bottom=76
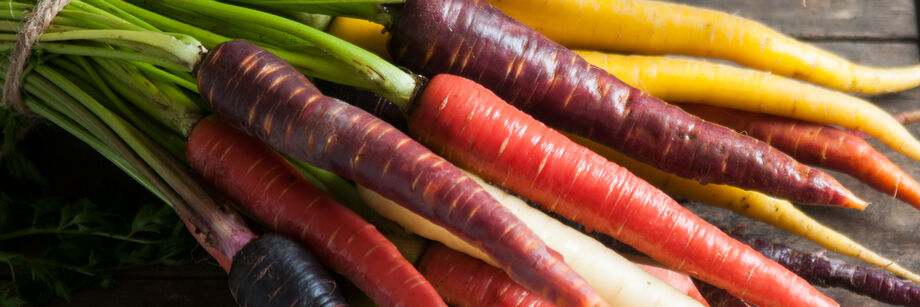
left=484, top=0, right=920, bottom=94
left=566, top=133, right=920, bottom=285
left=358, top=172, right=704, bottom=307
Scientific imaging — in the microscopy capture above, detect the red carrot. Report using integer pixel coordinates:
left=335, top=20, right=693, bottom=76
left=186, top=115, right=442, bottom=306
left=679, top=104, right=920, bottom=210
left=419, top=243, right=555, bottom=307
left=195, top=40, right=605, bottom=307
left=410, top=74, right=836, bottom=307
left=386, top=0, right=864, bottom=209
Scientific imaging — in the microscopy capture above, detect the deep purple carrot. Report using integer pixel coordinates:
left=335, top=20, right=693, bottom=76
left=195, top=40, right=605, bottom=307
left=728, top=231, right=920, bottom=306
left=386, top=0, right=865, bottom=209
left=229, top=233, right=349, bottom=307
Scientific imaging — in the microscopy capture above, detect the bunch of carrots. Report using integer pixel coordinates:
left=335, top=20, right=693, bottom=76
left=2, top=0, right=920, bottom=306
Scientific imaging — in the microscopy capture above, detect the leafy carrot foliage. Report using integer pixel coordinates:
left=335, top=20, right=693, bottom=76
left=0, top=126, right=196, bottom=304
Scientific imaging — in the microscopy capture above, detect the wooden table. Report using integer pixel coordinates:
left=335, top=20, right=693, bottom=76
left=40, top=0, right=920, bottom=306
left=677, top=1, right=920, bottom=306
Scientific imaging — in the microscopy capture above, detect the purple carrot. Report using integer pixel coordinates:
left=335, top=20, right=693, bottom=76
left=728, top=231, right=920, bottom=306
left=229, top=233, right=349, bottom=307
left=386, top=0, right=864, bottom=209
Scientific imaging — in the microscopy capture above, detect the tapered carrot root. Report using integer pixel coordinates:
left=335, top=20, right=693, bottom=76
left=411, top=74, right=836, bottom=307
left=729, top=231, right=920, bottom=306
left=186, top=115, right=442, bottom=306
left=576, top=50, right=920, bottom=165
left=568, top=133, right=920, bottom=284
left=419, top=243, right=554, bottom=307
left=195, top=40, right=604, bottom=307
left=387, top=0, right=865, bottom=209
left=228, top=233, right=349, bottom=307
left=483, top=0, right=920, bottom=94
left=679, top=104, right=920, bottom=211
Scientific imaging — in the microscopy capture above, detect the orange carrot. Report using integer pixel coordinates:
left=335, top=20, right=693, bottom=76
left=195, top=40, right=604, bottom=307
left=409, top=74, right=836, bottom=307
left=186, top=115, right=443, bottom=306
left=680, top=104, right=920, bottom=210
left=419, top=243, right=555, bottom=307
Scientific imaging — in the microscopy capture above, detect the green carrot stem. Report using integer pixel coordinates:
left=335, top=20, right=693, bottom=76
left=27, top=30, right=201, bottom=68
left=229, top=0, right=400, bottom=27
left=72, top=0, right=159, bottom=31
left=57, top=56, right=188, bottom=157
left=147, top=0, right=416, bottom=107
left=25, top=97, right=168, bottom=202
left=58, top=8, right=144, bottom=30
left=133, top=62, right=198, bottom=93
left=0, top=41, right=190, bottom=71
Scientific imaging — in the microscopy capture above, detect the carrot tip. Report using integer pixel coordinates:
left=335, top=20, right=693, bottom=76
left=843, top=197, right=869, bottom=211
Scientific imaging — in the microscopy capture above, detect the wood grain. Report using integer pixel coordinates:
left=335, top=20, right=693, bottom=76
left=673, top=0, right=918, bottom=39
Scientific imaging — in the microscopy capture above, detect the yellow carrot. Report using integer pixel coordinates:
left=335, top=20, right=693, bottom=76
left=576, top=50, right=920, bottom=164
left=327, top=17, right=391, bottom=61
left=358, top=172, right=704, bottom=307
left=483, top=0, right=920, bottom=94
left=566, top=133, right=920, bottom=285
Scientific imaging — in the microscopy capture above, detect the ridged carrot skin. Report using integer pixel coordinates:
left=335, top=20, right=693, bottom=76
left=419, top=243, right=555, bottom=307
left=410, top=74, right=836, bottom=307
left=186, top=116, right=442, bottom=307
left=387, top=0, right=865, bottom=209
left=483, top=0, right=920, bottom=94
left=228, top=233, right=349, bottom=307
left=679, top=104, right=920, bottom=211
left=195, top=40, right=605, bottom=307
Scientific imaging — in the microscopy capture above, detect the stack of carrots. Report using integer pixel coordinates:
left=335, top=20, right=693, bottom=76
left=3, top=0, right=920, bottom=306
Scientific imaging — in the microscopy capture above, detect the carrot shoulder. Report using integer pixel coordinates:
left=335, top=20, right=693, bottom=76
left=410, top=73, right=836, bottom=307
left=387, top=0, right=865, bottom=209
left=195, top=40, right=604, bottom=307
left=484, top=0, right=920, bottom=94
left=186, top=115, right=442, bottom=306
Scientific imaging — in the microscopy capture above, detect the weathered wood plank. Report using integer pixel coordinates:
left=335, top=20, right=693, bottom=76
left=669, top=0, right=917, bottom=39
